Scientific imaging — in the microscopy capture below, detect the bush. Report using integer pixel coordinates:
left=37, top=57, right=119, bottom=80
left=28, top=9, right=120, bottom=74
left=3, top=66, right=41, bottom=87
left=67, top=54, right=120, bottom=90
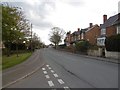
left=75, top=40, right=90, bottom=52
left=105, top=34, right=120, bottom=52
left=58, top=44, right=66, bottom=49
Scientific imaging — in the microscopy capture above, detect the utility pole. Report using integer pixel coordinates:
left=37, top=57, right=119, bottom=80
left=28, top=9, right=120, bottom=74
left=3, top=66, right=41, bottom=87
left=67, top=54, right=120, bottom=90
left=31, top=23, right=33, bottom=52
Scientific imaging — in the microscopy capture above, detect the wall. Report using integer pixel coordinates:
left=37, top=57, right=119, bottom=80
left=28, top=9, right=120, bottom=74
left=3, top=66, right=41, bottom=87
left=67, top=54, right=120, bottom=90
left=85, top=25, right=100, bottom=45
left=105, top=50, right=120, bottom=59
left=106, top=26, right=117, bottom=37
left=87, top=48, right=102, bottom=57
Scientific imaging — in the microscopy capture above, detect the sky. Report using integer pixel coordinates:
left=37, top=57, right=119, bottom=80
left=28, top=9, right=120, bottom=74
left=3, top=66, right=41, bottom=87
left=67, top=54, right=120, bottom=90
left=1, top=0, right=120, bottom=45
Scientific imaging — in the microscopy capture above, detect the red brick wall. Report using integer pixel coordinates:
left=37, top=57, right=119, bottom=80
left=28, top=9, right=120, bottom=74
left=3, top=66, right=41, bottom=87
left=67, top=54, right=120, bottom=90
left=85, top=25, right=100, bottom=45
left=106, top=26, right=117, bottom=37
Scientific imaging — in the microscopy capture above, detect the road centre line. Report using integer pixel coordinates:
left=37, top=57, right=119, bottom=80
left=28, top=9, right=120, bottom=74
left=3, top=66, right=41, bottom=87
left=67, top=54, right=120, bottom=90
left=63, top=86, right=70, bottom=90
left=53, top=73, right=58, bottom=77
left=42, top=68, right=45, bottom=70
left=48, top=67, right=52, bottom=69
left=58, top=79, right=65, bottom=84
left=46, top=65, right=49, bottom=67
left=43, top=71, right=47, bottom=74
left=48, top=80, right=54, bottom=87
left=51, top=70, right=55, bottom=73
left=45, top=75, right=50, bottom=79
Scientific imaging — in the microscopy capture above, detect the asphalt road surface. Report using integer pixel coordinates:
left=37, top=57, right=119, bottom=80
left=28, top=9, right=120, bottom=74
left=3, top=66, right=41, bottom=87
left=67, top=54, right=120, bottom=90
left=4, top=48, right=118, bottom=88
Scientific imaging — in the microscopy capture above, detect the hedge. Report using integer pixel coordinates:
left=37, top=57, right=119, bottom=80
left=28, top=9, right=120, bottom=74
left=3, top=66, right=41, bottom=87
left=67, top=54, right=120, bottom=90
left=105, top=34, right=120, bottom=52
left=75, top=40, right=90, bottom=52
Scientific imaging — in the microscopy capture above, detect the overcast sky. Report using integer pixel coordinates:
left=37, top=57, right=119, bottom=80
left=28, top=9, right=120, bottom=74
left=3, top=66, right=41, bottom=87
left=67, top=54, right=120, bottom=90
left=1, top=0, right=120, bottom=45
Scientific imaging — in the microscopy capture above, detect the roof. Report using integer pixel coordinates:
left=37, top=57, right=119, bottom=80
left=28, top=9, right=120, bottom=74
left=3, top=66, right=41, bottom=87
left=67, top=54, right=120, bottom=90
left=100, top=13, right=120, bottom=28
left=85, top=24, right=99, bottom=32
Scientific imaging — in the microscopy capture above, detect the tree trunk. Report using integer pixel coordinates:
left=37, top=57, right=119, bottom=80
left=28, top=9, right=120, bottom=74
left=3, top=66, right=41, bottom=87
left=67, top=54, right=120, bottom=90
left=16, top=42, right=19, bottom=57
left=7, top=42, right=11, bottom=57
left=55, top=43, right=56, bottom=49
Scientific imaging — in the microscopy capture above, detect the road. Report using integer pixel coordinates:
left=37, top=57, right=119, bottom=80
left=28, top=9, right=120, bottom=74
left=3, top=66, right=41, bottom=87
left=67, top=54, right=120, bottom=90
left=3, top=48, right=118, bottom=88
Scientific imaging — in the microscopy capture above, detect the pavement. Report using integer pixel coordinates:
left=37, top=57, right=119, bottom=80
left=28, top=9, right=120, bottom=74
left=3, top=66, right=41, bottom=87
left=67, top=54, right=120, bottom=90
left=2, top=50, right=45, bottom=88
left=58, top=49, right=119, bottom=64
left=3, top=48, right=118, bottom=88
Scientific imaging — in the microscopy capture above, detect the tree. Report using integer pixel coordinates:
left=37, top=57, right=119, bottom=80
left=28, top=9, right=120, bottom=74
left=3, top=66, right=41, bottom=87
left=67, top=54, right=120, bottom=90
left=2, top=4, right=30, bottom=56
left=49, top=27, right=65, bottom=49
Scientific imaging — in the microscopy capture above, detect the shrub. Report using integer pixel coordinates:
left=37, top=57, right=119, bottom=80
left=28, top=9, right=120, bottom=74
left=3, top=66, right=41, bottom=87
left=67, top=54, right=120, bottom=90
left=105, top=34, right=120, bottom=52
left=75, top=40, right=90, bottom=52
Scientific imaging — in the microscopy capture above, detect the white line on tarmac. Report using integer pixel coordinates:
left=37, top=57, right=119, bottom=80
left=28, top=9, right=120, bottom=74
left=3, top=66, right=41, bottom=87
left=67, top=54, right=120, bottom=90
left=51, top=70, right=55, bottom=73
left=58, top=79, right=65, bottom=84
left=63, top=86, right=70, bottom=90
left=48, top=67, right=52, bottom=69
left=42, top=68, right=45, bottom=70
left=45, top=75, right=50, bottom=79
left=53, top=73, right=58, bottom=77
left=46, top=65, right=49, bottom=67
left=43, top=71, right=47, bottom=74
left=48, top=80, right=54, bottom=87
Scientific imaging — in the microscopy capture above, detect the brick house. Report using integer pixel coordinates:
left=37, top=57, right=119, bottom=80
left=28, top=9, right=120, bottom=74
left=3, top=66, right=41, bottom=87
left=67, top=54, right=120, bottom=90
left=114, top=13, right=120, bottom=34
left=85, top=23, right=100, bottom=45
left=65, top=23, right=100, bottom=46
left=65, top=28, right=82, bottom=46
left=97, top=13, right=120, bottom=46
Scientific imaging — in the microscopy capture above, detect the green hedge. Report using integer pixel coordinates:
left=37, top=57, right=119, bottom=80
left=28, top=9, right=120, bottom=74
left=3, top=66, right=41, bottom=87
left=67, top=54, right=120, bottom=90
left=105, top=34, right=120, bottom=52
left=75, top=40, right=90, bottom=52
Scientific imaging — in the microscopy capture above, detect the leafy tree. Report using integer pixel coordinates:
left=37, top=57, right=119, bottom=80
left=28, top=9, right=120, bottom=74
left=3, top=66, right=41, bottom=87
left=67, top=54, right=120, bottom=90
left=49, top=27, right=65, bottom=49
left=2, top=4, right=30, bottom=56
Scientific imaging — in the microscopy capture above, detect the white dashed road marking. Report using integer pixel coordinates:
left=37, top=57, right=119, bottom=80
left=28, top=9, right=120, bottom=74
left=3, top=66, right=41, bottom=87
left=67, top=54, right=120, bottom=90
left=43, top=71, right=47, bottom=74
left=64, top=86, right=70, bottom=90
left=53, top=74, right=58, bottom=77
left=43, top=65, right=69, bottom=89
left=51, top=70, right=55, bottom=73
left=46, top=65, right=49, bottom=67
left=58, top=79, right=65, bottom=84
left=48, top=81, right=54, bottom=87
left=48, top=67, right=52, bottom=69
left=42, top=68, right=45, bottom=70
left=45, top=75, right=50, bottom=79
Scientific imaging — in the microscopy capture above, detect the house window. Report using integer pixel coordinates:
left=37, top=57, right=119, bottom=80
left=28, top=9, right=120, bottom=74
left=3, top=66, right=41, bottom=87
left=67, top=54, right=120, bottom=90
left=101, top=28, right=106, bottom=35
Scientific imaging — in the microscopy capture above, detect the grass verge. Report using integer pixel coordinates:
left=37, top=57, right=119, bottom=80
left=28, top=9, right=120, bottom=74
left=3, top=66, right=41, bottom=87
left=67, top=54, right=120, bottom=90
left=2, top=52, right=32, bottom=70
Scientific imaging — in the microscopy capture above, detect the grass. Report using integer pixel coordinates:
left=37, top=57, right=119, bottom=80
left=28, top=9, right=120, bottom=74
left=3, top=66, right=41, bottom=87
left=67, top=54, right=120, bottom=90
left=2, top=52, right=32, bottom=70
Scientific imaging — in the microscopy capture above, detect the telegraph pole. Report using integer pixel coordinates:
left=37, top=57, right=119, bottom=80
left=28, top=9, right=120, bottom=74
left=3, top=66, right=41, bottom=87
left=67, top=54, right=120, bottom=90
left=31, top=23, right=33, bottom=52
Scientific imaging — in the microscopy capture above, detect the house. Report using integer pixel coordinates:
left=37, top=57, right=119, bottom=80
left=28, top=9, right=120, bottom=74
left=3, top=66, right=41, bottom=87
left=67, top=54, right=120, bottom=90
left=65, top=31, right=71, bottom=46
left=85, top=23, right=100, bottom=45
left=97, top=13, right=120, bottom=46
left=114, top=13, right=120, bottom=34
left=65, top=23, right=100, bottom=46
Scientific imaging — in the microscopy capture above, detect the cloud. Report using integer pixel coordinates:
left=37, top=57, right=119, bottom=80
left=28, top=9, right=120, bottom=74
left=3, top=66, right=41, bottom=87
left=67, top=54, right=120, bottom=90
left=60, top=0, right=85, bottom=7
left=4, top=1, right=56, bottom=30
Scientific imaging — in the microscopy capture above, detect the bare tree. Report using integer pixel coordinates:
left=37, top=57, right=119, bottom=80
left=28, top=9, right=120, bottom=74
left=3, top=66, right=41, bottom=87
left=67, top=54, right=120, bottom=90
left=49, top=27, right=65, bottom=49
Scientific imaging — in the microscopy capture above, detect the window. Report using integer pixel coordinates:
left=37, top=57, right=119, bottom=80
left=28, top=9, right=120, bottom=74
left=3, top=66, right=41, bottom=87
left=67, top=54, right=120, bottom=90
left=101, top=28, right=106, bottom=35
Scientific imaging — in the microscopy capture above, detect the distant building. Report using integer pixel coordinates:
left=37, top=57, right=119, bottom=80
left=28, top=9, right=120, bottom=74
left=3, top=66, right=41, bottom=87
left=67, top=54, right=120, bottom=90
left=64, top=23, right=100, bottom=46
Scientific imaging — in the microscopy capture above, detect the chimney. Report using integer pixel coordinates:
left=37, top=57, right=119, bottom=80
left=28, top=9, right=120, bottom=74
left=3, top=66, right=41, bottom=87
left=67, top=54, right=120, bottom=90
left=103, top=14, right=107, bottom=23
left=78, top=28, right=80, bottom=31
left=89, top=23, right=93, bottom=28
